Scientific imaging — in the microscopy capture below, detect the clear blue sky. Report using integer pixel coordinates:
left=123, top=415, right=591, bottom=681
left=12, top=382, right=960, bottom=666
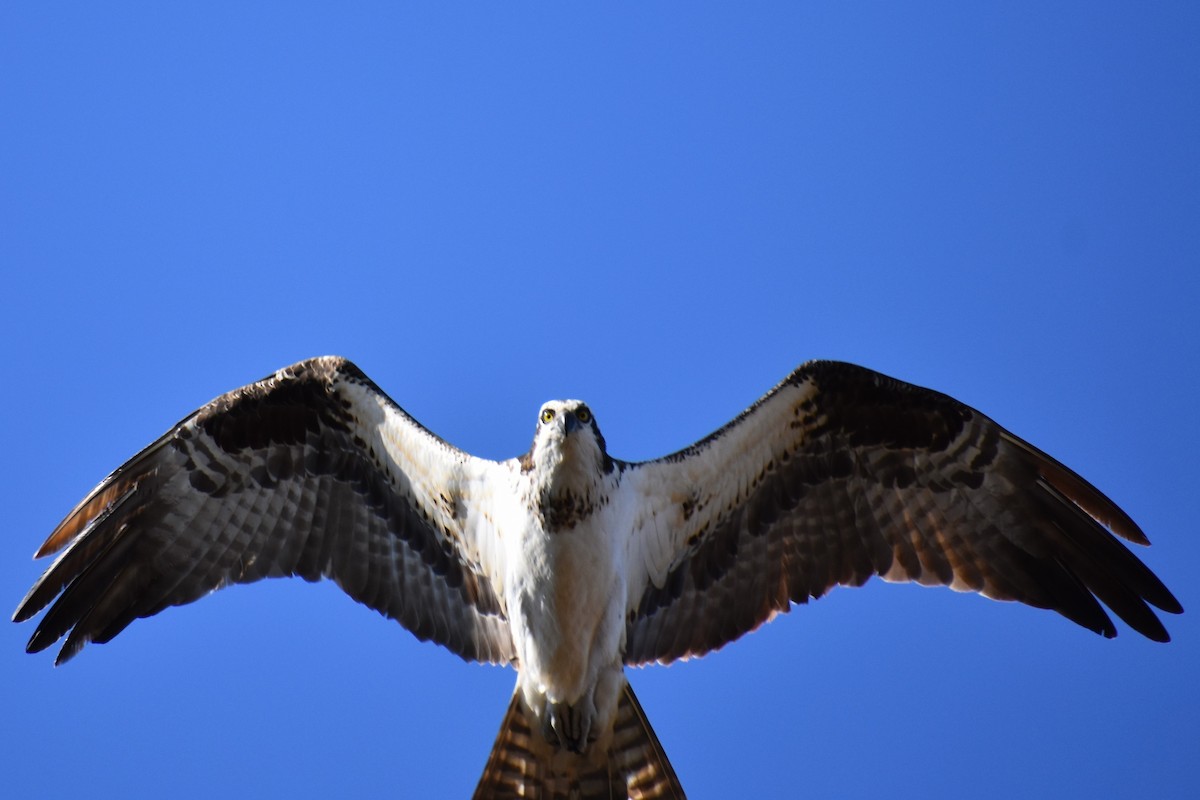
left=3, top=4, right=1197, bottom=798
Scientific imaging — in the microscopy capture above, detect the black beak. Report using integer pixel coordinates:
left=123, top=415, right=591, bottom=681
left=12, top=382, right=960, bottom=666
left=564, top=413, right=581, bottom=435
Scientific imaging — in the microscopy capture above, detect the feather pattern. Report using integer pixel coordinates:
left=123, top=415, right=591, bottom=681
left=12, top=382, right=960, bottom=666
left=474, top=680, right=683, bottom=799
left=15, top=356, right=1180, bottom=798
left=622, top=361, right=1180, bottom=665
left=14, top=356, right=514, bottom=665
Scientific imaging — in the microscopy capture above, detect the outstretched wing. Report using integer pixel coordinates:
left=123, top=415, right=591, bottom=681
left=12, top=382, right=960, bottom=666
left=14, top=356, right=514, bottom=666
left=622, top=361, right=1181, bottom=665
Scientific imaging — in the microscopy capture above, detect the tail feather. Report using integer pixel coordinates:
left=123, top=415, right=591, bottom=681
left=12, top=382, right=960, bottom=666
left=608, top=684, right=682, bottom=798
left=474, top=681, right=684, bottom=799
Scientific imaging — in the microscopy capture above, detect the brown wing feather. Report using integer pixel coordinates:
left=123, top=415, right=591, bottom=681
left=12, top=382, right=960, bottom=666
left=14, top=356, right=513, bottom=666
left=624, top=361, right=1180, bottom=665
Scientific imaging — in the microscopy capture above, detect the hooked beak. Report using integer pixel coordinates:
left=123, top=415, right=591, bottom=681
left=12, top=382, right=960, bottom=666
left=563, top=412, right=581, bottom=435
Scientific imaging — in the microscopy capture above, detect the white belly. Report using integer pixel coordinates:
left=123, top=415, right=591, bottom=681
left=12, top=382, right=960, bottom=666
left=507, top=512, right=627, bottom=707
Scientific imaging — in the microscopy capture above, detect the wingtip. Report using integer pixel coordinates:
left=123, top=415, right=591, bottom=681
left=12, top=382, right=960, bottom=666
left=12, top=584, right=44, bottom=624
left=49, top=634, right=84, bottom=666
left=24, top=634, right=48, bottom=657
left=1131, top=613, right=1172, bottom=643
left=1142, top=577, right=1183, bottom=617
left=24, top=627, right=55, bottom=656
left=34, top=531, right=70, bottom=560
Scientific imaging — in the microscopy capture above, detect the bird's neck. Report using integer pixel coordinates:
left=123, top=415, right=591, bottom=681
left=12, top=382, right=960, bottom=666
left=530, top=444, right=605, bottom=532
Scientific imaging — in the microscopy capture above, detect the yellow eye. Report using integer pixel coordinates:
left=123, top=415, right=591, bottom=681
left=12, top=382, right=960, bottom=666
left=575, top=407, right=591, bottom=424
left=540, top=408, right=556, bottom=424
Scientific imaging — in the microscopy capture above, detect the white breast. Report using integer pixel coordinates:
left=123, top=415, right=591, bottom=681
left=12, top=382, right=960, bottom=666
left=503, top=472, right=630, bottom=709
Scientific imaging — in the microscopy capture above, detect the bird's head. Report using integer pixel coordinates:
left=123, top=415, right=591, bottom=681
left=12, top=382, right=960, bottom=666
left=526, top=399, right=612, bottom=484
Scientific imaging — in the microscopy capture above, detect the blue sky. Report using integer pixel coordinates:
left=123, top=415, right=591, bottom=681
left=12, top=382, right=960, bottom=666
left=2, top=4, right=1197, bottom=798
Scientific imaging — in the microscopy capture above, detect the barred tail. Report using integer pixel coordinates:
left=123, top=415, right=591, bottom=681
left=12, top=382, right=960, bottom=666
left=609, top=682, right=684, bottom=799
left=473, top=681, right=684, bottom=799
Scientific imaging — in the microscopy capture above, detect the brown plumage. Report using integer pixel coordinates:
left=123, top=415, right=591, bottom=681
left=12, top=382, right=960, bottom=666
left=475, top=681, right=683, bottom=799
left=14, top=356, right=1181, bottom=798
left=622, top=362, right=1179, bottom=665
left=15, top=358, right=514, bottom=666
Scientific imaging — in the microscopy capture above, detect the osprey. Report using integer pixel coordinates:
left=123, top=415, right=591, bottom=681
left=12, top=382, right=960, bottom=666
left=15, top=356, right=1180, bottom=798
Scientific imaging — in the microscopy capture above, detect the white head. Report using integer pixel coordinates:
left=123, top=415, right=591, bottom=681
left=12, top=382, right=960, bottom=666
left=525, top=400, right=614, bottom=482
left=528, top=399, right=609, bottom=475
left=523, top=399, right=613, bottom=530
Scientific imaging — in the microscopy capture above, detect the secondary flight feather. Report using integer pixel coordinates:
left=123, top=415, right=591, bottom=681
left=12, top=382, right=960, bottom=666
left=14, top=356, right=1181, bottom=799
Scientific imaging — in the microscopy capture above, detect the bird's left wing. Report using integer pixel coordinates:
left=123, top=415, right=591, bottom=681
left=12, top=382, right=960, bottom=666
left=621, top=361, right=1181, bottom=665
left=14, top=356, right=514, bottom=665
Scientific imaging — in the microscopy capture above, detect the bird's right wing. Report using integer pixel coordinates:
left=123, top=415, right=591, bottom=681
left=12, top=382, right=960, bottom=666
left=14, top=356, right=515, bottom=666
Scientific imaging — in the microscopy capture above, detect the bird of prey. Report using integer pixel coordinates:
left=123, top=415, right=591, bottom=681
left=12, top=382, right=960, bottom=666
left=15, top=356, right=1180, bottom=798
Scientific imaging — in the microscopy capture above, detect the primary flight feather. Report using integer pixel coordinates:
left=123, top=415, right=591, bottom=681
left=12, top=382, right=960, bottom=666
left=15, top=356, right=1181, bottom=798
